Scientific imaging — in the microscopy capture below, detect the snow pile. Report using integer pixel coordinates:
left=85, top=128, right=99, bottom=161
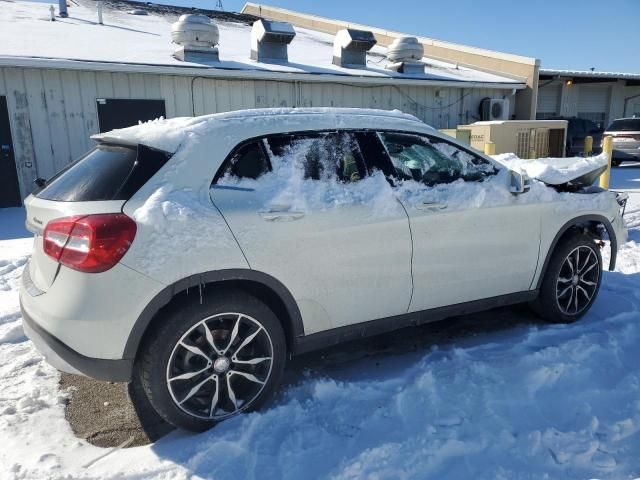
left=493, top=153, right=609, bottom=185
left=2, top=210, right=640, bottom=477
left=0, top=167, right=638, bottom=479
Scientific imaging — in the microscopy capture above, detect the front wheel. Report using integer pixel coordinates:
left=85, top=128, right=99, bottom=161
left=531, top=232, right=603, bottom=323
left=133, top=291, right=286, bottom=432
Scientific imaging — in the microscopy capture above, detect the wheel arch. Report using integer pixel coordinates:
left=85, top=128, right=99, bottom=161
left=123, top=269, right=305, bottom=360
left=535, top=214, right=617, bottom=290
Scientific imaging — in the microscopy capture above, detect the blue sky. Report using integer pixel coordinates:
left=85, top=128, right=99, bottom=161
left=155, top=0, right=640, bottom=72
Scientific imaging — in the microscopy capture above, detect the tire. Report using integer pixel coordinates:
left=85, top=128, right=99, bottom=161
left=531, top=231, right=603, bottom=323
left=133, top=290, right=286, bottom=432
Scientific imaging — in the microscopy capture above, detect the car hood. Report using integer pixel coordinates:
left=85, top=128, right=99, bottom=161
left=492, top=153, right=608, bottom=187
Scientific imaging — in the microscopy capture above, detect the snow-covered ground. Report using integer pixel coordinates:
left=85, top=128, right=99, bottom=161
left=1, top=166, right=640, bottom=479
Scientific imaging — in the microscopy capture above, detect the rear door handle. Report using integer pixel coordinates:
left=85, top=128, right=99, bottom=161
left=259, top=205, right=305, bottom=221
left=415, top=202, right=447, bottom=211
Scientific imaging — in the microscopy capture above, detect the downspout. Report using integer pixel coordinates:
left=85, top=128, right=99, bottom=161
left=295, top=80, right=302, bottom=108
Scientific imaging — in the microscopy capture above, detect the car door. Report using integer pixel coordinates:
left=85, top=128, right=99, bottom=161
left=210, top=130, right=413, bottom=334
left=376, top=131, right=542, bottom=312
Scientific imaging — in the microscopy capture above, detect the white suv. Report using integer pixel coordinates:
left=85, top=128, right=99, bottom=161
left=20, top=108, right=627, bottom=432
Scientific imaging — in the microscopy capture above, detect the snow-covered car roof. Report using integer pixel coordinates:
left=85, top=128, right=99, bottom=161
left=92, top=107, right=429, bottom=152
left=0, top=0, right=525, bottom=87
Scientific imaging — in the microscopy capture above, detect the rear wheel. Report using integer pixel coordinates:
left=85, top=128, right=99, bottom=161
left=133, top=291, right=286, bottom=432
left=531, top=232, right=603, bottom=323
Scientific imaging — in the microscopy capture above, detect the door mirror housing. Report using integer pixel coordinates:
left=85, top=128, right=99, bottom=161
left=509, top=169, right=531, bottom=195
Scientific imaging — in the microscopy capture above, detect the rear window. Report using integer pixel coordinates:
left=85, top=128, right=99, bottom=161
left=607, top=119, right=640, bottom=132
left=35, top=144, right=170, bottom=202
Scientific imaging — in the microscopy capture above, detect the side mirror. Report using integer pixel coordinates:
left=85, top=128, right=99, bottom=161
left=509, top=169, right=530, bottom=195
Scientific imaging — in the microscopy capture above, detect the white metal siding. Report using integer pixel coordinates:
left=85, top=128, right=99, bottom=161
left=537, top=83, right=561, bottom=115
left=0, top=65, right=513, bottom=200
left=577, top=85, right=610, bottom=112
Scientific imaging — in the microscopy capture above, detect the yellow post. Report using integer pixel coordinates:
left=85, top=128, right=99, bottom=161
left=584, top=136, right=593, bottom=156
left=599, top=136, right=613, bottom=189
left=484, top=142, right=496, bottom=155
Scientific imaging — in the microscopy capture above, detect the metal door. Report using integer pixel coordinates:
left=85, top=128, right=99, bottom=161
left=96, top=98, right=166, bottom=133
left=0, top=96, right=22, bottom=207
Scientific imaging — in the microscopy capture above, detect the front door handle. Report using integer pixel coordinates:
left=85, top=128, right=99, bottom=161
left=415, top=202, right=447, bottom=211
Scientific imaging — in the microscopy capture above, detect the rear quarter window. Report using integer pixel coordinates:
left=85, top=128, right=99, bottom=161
left=35, top=144, right=170, bottom=202
left=607, top=119, right=640, bottom=132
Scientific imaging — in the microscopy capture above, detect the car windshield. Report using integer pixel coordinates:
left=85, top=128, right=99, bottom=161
left=607, top=119, right=640, bottom=132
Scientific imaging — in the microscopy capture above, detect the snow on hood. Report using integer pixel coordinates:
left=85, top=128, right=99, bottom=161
left=492, top=153, right=609, bottom=186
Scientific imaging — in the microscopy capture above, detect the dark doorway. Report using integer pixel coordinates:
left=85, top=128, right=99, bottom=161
left=0, top=96, right=22, bottom=208
left=549, top=128, right=565, bottom=157
left=96, top=98, right=166, bottom=133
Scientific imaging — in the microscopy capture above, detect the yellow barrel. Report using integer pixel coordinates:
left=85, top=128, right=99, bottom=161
left=584, top=136, right=593, bottom=156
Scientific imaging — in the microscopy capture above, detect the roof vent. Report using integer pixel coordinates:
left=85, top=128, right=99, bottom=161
left=251, top=19, right=296, bottom=63
left=385, top=37, right=425, bottom=75
left=332, top=29, right=377, bottom=69
left=171, top=14, right=219, bottom=63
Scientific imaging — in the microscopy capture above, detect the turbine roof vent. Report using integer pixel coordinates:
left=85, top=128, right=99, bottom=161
left=251, top=19, right=296, bottom=63
left=171, top=14, right=220, bottom=63
left=332, top=28, right=377, bottom=69
left=385, top=36, right=425, bottom=75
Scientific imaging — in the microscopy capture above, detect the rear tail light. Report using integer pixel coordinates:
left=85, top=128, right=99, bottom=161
left=43, top=214, right=137, bottom=273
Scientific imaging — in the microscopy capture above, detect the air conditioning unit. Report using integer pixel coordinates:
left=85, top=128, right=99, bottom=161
left=456, top=120, right=569, bottom=158
left=480, top=98, right=510, bottom=121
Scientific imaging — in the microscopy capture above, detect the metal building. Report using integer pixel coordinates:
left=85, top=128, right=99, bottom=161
left=537, top=69, right=640, bottom=127
left=0, top=0, right=529, bottom=206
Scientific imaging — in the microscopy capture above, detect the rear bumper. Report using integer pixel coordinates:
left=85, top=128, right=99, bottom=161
left=21, top=303, right=133, bottom=382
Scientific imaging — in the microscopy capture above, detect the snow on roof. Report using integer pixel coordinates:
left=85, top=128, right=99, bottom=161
left=0, top=0, right=523, bottom=86
left=541, top=69, right=640, bottom=80
left=92, top=107, right=426, bottom=152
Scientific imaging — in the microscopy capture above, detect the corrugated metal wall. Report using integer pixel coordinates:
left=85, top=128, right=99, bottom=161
left=0, top=66, right=513, bottom=199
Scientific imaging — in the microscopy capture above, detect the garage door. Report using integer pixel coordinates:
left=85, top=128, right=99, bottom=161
left=577, top=85, right=610, bottom=126
left=537, top=83, right=561, bottom=118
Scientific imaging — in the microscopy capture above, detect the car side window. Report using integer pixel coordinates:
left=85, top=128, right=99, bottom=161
left=218, top=141, right=270, bottom=181
left=379, top=132, right=497, bottom=186
left=266, top=131, right=366, bottom=183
